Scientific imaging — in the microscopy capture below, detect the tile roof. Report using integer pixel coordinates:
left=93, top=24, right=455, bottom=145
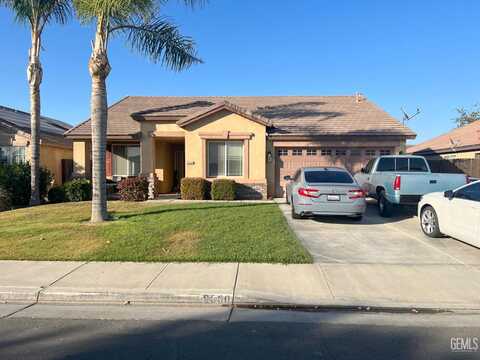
left=0, top=105, right=72, bottom=147
left=65, top=96, right=416, bottom=138
left=407, top=120, right=480, bottom=154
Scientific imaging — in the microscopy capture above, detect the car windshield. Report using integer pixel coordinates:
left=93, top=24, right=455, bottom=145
left=304, top=170, right=354, bottom=184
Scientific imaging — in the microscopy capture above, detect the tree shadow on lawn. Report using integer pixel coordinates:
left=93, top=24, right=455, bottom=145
left=112, top=203, right=275, bottom=221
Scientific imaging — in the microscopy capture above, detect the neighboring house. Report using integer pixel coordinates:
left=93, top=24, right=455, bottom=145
left=0, top=105, right=73, bottom=185
left=65, top=95, right=415, bottom=199
left=407, top=120, right=480, bottom=160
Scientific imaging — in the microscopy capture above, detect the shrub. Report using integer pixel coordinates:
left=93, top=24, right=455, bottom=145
left=211, top=179, right=236, bottom=200
left=181, top=178, right=210, bottom=200
left=0, top=186, right=11, bottom=212
left=64, top=178, right=92, bottom=202
left=47, top=186, right=66, bottom=203
left=117, top=176, right=149, bottom=201
left=0, top=163, right=52, bottom=206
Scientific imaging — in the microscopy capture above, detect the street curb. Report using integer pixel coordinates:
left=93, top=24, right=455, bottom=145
left=2, top=289, right=480, bottom=314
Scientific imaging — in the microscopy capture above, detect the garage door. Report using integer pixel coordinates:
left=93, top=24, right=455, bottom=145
left=274, top=147, right=392, bottom=197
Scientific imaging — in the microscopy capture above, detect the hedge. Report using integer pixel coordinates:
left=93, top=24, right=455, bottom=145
left=0, top=186, right=11, bottom=212
left=63, top=178, right=92, bottom=202
left=0, top=163, right=52, bottom=206
left=181, top=178, right=210, bottom=200
left=117, top=176, right=149, bottom=201
left=211, top=179, right=236, bottom=200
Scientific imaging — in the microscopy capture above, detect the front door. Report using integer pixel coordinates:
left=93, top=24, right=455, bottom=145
left=173, top=149, right=185, bottom=192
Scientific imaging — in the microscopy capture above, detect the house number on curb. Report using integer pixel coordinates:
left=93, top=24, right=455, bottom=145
left=202, top=294, right=231, bottom=304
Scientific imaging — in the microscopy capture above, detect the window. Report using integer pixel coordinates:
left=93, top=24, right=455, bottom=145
left=364, top=159, right=376, bottom=174
left=376, top=158, right=395, bottom=172
left=306, top=149, right=317, bottom=156
left=0, top=146, right=26, bottom=165
left=292, top=148, right=303, bottom=156
left=455, top=183, right=480, bottom=202
left=380, top=149, right=392, bottom=156
left=350, top=149, right=361, bottom=156
left=112, top=145, right=140, bottom=177
left=396, top=158, right=409, bottom=171
left=409, top=158, right=428, bottom=172
left=277, top=149, right=288, bottom=156
left=321, top=149, right=332, bottom=156
left=207, top=141, right=243, bottom=177
left=304, top=170, right=354, bottom=184
left=365, top=149, right=376, bottom=157
left=335, top=149, right=347, bottom=156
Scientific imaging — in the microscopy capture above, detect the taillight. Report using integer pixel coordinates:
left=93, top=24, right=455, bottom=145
left=348, top=189, right=365, bottom=199
left=466, top=175, right=471, bottom=184
left=298, top=188, right=319, bottom=198
left=393, top=175, right=401, bottom=191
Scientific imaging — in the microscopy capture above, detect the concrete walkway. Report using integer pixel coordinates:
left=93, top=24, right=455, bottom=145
left=1, top=260, right=480, bottom=311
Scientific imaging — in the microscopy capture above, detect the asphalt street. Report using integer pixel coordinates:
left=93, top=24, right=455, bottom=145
left=0, top=304, right=479, bottom=359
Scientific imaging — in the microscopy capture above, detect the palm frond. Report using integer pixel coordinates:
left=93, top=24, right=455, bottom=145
left=110, top=17, right=202, bottom=71
left=1, top=0, right=71, bottom=30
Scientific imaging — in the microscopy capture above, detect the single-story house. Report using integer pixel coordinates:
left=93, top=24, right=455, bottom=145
left=0, top=105, right=73, bottom=185
left=65, top=95, right=416, bottom=199
left=407, top=120, right=480, bottom=160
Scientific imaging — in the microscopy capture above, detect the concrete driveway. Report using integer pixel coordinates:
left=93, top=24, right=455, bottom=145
left=278, top=199, right=480, bottom=265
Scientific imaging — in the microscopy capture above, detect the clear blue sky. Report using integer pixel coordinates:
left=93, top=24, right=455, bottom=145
left=1, top=0, right=479, bottom=143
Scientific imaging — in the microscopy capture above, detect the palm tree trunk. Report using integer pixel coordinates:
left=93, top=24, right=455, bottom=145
left=89, top=24, right=111, bottom=223
left=28, top=32, right=42, bottom=206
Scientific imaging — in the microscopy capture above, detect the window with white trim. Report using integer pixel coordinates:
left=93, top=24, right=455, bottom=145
left=0, top=146, right=26, bottom=165
left=335, top=149, right=347, bottom=156
left=277, top=148, right=288, bottom=156
left=112, top=145, right=141, bottom=177
left=365, top=149, right=376, bottom=156
left=292, top=148, right=303, bottom=156
left=321, top=149, right=332, bottom=156
left=207, top=141, right=243, bottom=177
left=306, top=149, right=317, bottom=156
left=380, top=149, right=392, bottom=156
left=350, top=149, right=362, bottom=156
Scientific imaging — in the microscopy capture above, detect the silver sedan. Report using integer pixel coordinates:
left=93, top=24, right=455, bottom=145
left=285, top=167, right=367, bottom=220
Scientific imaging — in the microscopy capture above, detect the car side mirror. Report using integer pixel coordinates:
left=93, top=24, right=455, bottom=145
left=360, top=167, right=366, bottom=173
left=284, top=175, right=291, bottom=181
left=444, top=190, right=454, bottom=200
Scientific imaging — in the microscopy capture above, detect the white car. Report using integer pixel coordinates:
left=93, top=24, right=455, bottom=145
left=418, top=180, right=480, bottom=248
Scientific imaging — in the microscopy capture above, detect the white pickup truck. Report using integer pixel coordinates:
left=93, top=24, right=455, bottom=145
left=354, top=155, right=468, bottom=217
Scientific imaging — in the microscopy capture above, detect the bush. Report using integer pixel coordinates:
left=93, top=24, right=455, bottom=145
left=64, top=178, right=92, bottom=202
left=0, top=186, right=11, bottom=212
left=47, top=186, right=66, bottom=204
left=211, top=179, right=236, bottom=200
left=117, top=176, right=149, bottom=201
left=181, top=178, right=210, bottom=200
left=0, top=163, right=52, bottom=206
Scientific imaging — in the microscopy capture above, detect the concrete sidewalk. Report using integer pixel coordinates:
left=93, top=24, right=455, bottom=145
left=1, top=260, right=480, bottom=311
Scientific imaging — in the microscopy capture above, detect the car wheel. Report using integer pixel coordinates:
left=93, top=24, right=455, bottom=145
left=291, top=198, right=302, bottom=219
left=378, top=191, right=392, bottom=217
left=420, top=206, right=442, bottom=238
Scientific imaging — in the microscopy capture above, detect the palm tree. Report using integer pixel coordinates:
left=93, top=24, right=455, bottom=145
left=1, top=0, right=71, bottom=206
left=73, top=0, right=202, bottom=223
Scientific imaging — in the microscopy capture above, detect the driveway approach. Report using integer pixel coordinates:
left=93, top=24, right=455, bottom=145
left=278, top=199, right=480, bottom=265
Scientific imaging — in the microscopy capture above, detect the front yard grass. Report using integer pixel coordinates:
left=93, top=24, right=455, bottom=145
left=0, top=202, right=312, bottom=264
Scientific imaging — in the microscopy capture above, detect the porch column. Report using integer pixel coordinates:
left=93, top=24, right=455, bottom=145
left=73, top=141, right=91, bottom=178
left=141, top=132, right=157, bottom=199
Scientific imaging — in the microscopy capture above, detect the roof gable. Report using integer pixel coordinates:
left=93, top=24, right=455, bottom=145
left=408, top=120, right=480, bottom=154
left=176, top=101, right=271, bottom=128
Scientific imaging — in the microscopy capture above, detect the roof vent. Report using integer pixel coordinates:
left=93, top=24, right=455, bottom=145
left=355, top=93, right=365, bottom=103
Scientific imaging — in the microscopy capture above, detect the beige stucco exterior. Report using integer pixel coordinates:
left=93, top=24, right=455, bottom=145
left=440, top=150, right=480, bottom=160
left=0, top=126, right=72, bottom=185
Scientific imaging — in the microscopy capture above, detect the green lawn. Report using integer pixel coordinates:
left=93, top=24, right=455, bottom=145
left=0, top=202, right=312, bottom=264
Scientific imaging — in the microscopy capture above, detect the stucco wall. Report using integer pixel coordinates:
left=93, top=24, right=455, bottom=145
left=184, top=110, right=267, bottom=182
left=40, top=144, right=73, bottom=185
left=1, top=127, right=72, bottom=184
left=73, top=141, right=91, bottom=178
left=440, top=150, right=480, bottom=160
